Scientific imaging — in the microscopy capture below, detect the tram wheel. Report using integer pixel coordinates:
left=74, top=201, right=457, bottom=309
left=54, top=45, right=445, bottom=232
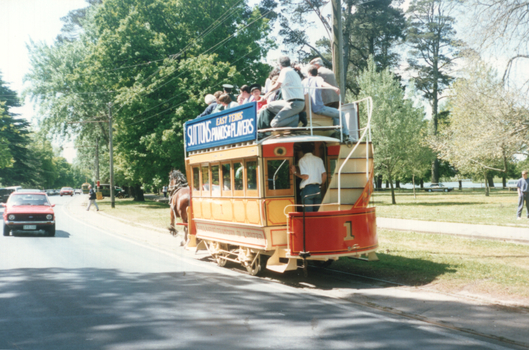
left=246, top=254, right=262, bottom=276
left=217, top=252, right=228, bottom=267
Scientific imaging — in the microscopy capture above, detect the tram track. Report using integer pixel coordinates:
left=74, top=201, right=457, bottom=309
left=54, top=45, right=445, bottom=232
left=210, top=257, right=529, bottom=349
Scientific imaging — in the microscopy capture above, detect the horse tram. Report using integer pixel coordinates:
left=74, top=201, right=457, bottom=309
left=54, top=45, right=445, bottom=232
left=175, top=95, right=378, bottom=276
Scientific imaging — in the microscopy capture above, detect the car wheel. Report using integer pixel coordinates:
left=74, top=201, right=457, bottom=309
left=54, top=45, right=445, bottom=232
left=3, top=224, right=10, bottom=236
left=428, top=189, right=432, bottom=192
left=60, top=195, right=63, bottom=197
left=71, top=194, right=73, bottom=196
left=47, top=225, right=56, bottom=237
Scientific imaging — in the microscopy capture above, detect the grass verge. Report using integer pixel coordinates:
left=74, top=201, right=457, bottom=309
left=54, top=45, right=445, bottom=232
left=373, top=188, right=529, bottom=227
left=333, top=229, right=529, bottom=305
left=96, top=197, right=171, bottom=230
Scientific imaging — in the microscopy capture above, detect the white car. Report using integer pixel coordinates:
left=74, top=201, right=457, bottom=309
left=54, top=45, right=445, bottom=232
left=506, top=180, right=518, bottom=191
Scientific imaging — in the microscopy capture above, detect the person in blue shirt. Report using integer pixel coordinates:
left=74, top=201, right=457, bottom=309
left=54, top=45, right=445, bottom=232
left=196, top=94, right=218, bottom=119
left=516, top=170, right=528, bottom=219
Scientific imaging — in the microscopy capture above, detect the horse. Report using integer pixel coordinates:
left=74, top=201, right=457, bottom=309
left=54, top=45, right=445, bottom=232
left=168, top=169, right=190, bottom=246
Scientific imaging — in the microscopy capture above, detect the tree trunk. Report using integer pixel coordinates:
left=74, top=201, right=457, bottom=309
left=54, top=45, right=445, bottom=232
left=131, top=184, right=145, bottom=201
left=388, top=173, right=396, bottom=204
left=487, top=173, right=495, bottom=188
left=396, top=180, right=400, bottom=189
left=420, top=179, right=424, bottom=189
left=503, top=176, right=506, bottom=189
left=385, top=180, right=389, bottom=189
left=431, top=158, right=439, bottom=184
left=413, top=174, right=416, bottom=199
left=458, top=180, right=462, bottom=191
left=376, top=175, right=382, bottom=190
left=484, top=170, right=490, bottom=196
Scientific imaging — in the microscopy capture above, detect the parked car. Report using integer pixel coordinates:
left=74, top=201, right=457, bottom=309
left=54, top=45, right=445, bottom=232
left=0, top=188, right=16, bottom=203
left=75, top=188, right=82, bottom=194
left=99, top=184, right=127, bottom=198
left=60, top=187, right=74, bottom=196
left=424, top=183, right=454, bottom=192
left=1, top=191, right=56, bottom=236
left=506, top=180, right=518, bottom=191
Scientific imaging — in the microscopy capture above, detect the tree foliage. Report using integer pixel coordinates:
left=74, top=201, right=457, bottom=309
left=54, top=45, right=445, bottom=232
left=431, top=57, right=529, bottom=194
left=278, top=0, right=406, bottom=94
left=25, top=0, right=277, bottom=194
left=357, top=57, right=426, bottom=204
left=406, top=0, right=460, bottom=183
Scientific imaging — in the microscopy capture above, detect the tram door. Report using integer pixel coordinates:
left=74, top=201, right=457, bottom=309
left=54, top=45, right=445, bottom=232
left=291, top=142, right=328, bottom=210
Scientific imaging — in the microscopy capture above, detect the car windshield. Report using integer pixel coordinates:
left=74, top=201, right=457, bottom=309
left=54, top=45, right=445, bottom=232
left=8, top=194, right=49, bottom=206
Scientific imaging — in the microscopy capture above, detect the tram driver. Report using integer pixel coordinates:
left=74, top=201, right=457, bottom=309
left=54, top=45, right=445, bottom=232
left=291, top=142, right=326, bottom=212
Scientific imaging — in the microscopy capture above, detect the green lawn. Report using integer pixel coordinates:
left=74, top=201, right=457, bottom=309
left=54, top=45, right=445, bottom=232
left=333, top=229, right=529, bottom=304
left=96, top=197, right=172, bottom=230
left=373, top=188, right=529, bottom=227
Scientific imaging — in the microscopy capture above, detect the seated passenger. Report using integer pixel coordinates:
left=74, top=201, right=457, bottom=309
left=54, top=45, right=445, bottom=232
left=196, top=94, right=218, bottom=119
left=238, top=85, right=251, bottom=104
left=217, top=93, right=239, bottom=110
left=261, top=56, right=304, bottom=128
left=303, top=65, right=352, bottom=142
left=249, top=84, right=267, bottom=111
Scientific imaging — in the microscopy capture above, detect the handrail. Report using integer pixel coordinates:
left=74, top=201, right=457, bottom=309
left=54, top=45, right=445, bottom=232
left=272, top=159, right=288, bottom=190
left=337, top=97, right=373, bottom=205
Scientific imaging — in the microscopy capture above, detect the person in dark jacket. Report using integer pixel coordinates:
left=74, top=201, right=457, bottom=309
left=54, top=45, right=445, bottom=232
left=86, top=185, right=99, bottom=211
left=196, top=94, right=218, bottom=118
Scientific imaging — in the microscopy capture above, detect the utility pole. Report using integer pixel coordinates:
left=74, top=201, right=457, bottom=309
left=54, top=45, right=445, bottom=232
left=95, top=136, right=99, bottom=183
left=107, top=102, right=115, bottom=209
left=332, top=0, right=345, bottom=94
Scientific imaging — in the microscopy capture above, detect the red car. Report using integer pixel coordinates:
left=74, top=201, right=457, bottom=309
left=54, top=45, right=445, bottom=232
left=60, top=187, right=74, bottom=196
left=1, top=192, right=56, bottom=237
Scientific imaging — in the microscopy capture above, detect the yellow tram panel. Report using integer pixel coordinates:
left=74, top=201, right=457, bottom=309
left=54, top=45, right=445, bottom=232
left=188, top=145, right=260, bottom=165
left=265, top=198, right=295, bottom=226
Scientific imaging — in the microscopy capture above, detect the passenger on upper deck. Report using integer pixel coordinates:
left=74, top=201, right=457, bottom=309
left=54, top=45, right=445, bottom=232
left=309, top=57, right=340, bottom=109
left=238, top=85, right=251, bottom=104
left=222, top=84, right=237, bottom=103
left=196, top=94, right=218, bottom=119
left=217, top=93, right=239, bottom=110
left=261, top=56, right=304, bottom=128
left=250, top=84, right=267, bottom=111
left=303, top=65, right=352, bottom=142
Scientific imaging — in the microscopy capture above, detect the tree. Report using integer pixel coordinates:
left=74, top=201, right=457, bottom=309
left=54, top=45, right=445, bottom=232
left=357, top=57, right=426, bottom=204
left=25, top=0, right=277, bottom=197
left=278, top=0, right=406, bottom=94
left=406, top=0, right=460, bottom=184
left=467, top=0, right=529, bottom=88
left=431, top=57, right=529, bottom=195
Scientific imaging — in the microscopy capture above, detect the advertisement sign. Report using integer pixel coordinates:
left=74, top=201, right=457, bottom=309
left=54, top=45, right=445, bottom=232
left=185, top=102, right=257, bottom=152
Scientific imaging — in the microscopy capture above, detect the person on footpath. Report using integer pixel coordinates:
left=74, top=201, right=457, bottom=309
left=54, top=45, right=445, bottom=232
left=516, top=170, right=528, bottom=219
left=86, top=185, right=99, bottom=211
left=291, top=142, right=326, bottom=212
left=162, top=185, right=168, bottom=198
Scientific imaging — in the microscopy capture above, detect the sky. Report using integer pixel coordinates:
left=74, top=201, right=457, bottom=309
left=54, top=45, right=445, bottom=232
left=1, top=0, right=528, bottom=162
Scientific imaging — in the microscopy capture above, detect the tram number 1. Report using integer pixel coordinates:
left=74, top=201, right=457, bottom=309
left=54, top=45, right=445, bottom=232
left=343, top=221, right=354, bottom=241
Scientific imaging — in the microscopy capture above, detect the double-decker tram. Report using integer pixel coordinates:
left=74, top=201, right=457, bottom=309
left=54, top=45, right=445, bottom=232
left=183, top=96, right=378, bottom=275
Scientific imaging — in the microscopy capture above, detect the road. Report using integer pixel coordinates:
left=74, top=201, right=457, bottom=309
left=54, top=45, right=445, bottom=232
left=0, top=195, right=523, bottom=349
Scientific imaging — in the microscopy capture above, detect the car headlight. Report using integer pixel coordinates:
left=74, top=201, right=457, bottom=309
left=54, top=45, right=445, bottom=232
left=8, top=214, right=15, bottom=220
left=46, top=214, right=53, bottom=220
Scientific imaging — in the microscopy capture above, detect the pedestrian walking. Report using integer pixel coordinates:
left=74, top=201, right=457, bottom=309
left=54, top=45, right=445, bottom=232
left=516, top=170, right=528, bottom=219
left=163, top=185, right=168, bottom=198
left=86, top=185, right=99, bottom=211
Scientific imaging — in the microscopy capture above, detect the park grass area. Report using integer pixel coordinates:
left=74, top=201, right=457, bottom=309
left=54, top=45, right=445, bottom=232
left=373, top=188, right=529, bottom=227
left=333, top=229, right=529, bottom=305
left=96, top=197, right=171, bottom=230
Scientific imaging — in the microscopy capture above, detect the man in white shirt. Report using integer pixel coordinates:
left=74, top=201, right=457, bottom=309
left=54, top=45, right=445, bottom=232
left=291, top=143, right=327, bottom=212
left=262, top=56, right=305, bottom=128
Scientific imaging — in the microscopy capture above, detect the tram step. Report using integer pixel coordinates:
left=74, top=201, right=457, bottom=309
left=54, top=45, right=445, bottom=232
left=324, top=188, right=365, bottom=204
left=338, top=142, right=374, bottom=158
left=334, top=158, right=373, bottom=174
left=330, top=173, right=371, bottom=187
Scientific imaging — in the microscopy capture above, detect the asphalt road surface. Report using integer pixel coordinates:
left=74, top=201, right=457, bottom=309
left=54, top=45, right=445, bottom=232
left=0, top=195, right=522, bottom=350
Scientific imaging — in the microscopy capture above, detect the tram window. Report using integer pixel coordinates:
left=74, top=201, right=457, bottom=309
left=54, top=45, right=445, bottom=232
left=222, top=163, right=231, bottom=191
left=192, top=167, right=200, bottom=191
left=247, top=161, right=258, bottom=190
left=267, top=159, right=290, bottom=190
left=211, top=165, right=220, bottom=195
left=201, top=166, right=210, bottom=192
left=329, top=158, right=337, bottom=176
left=234, top=162, right=244, bottom=191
